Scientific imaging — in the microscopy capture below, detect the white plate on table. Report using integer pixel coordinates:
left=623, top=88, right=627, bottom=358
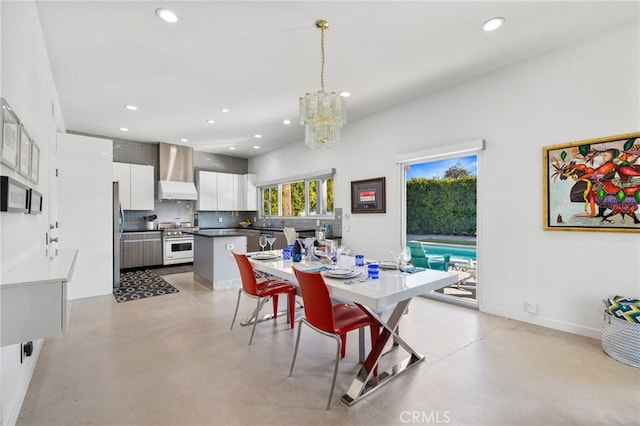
left=378, top=261, right=399, bottom=270
left=251, top=253, right=279, bottom=260
left=322, top=269, right=361, bottom=279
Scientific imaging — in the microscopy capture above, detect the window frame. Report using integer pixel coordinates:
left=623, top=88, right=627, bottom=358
left=257, top=168, right=335, bottom=219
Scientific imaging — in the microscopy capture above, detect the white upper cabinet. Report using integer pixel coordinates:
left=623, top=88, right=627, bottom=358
left=217, top=173, right=234, bottom=210
left=196, top=170, right=218, bottom=211
left=244, top=174, right=257, bottom=211
left=233, top=174, right=245, bottom=210
left=113, top=163, right=154, bottom=210
left=196, top=171, right=257, bottom=211
left=113, top=162, right=131, bottom=210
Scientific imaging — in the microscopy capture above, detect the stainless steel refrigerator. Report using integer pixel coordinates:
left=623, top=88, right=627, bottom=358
left=113, top=182, right=123, bottom=290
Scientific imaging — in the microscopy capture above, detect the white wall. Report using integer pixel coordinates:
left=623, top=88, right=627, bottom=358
left=0, top=2, right=66, bottom=425
left=250, top=21, right=640, bottom=339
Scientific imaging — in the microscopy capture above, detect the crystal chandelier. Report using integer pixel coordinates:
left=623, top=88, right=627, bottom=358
left=299, top=19, right=347, bottom=149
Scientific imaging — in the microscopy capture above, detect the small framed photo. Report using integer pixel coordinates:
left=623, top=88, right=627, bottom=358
left=18, top=125, right=31, bottom=179
left=1, top=98, right=20, bottom=170
left=30, top=142, right=40, bottom=184
left=0, top=175, right=29, bottom=213
left=28, top=188, right=43, bottom=214
left=351, top=177, right=386, bottom=213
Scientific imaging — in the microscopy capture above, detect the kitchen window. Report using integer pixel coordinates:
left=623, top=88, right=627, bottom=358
left=259, top=169, right=334, bottom=218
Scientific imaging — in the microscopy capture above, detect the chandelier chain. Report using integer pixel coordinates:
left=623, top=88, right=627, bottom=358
left=319, top=26, right=325, bottom=92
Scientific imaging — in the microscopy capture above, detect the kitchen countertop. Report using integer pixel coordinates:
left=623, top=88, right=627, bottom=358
left=242, top=226, right=317, bottom=233
left=123, top=227, right=332, bottom=236
left=191, top=229, right=248, bottom=238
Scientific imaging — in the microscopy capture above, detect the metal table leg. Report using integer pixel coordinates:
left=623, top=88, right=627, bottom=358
left=341, top=298, right=424, bottom=406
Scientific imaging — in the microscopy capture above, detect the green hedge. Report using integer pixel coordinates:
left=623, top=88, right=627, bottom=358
left=406, top=177, right=477, bottom=235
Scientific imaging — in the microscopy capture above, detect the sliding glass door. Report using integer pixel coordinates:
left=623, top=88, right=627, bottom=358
left=401, top=154, right=479, bottom=307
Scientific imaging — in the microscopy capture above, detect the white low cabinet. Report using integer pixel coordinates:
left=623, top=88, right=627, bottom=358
left=1, top=249, right=78, bottom=347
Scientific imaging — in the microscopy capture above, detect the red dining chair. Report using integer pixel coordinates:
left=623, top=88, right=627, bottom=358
left=230, top=252, right=296, bottom=345
left=289, top=268, right=380, bottom=410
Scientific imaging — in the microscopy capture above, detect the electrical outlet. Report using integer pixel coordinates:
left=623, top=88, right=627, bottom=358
left=526, top=302, right=537, bottom=314
left=218, top=217, right=223, bottom=222
left=316, top=219, right=320, bottom=226
left=225, top=243, right=234, bottom=250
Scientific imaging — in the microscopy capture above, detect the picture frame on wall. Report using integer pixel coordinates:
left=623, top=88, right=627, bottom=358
left=351, top=177, right=386, bottom=213
left=28, top=188, right=43, bottom=214
left=18, top=125, right=31, bottom=179
left=543, top=131, right=640, bottom=232
left=0, top=175, right=29, bottom=213
left=30, top=142, right=40, bottom=184
left=1, top=98, right=20, bottom=170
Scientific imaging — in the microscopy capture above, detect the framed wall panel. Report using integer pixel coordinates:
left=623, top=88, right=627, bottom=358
left=1, top=98, right=20, bottom=170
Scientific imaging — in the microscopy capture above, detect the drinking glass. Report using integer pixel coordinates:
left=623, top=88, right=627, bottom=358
left=259, top=235, right=268, bottom=251
left=325, top=240, right=337, bottom=265
left=401, top=246, right=412, bottom=267
left=266, top=236, right=276, bottom=251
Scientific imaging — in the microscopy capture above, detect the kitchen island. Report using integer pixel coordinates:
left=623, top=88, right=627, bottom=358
left=192, top=229, right=247, bottom=290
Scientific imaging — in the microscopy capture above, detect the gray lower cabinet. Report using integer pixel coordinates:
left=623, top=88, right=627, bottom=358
left=121, top=232, right=163, bottom=269
left=272, top=232, right=287, bottom=250
left=236, top=229, right=261, bottom=252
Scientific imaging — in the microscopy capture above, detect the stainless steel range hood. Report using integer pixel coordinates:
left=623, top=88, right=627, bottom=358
left=157, top=143, right=198, bottom=200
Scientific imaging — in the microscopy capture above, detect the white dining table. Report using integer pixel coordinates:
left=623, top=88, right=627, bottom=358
left=248, top=251, right=458, bottom=406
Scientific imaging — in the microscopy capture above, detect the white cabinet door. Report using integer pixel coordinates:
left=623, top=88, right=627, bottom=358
left=130, top=164, right=154, bottom=210
left=114, top=163, right=154, bottom=210
left=113, top=162, right=131, bottom=210
left=245, top=174, right=257, bottom=211
left=196, top=171, right=257, bottom=212
left=59, top=133, right=113, bottom=299
left=217, top=173, right=234, bottom=210
left=233, top=174, right=245, bottom=210
left=197, top=171, right=218, bottom=211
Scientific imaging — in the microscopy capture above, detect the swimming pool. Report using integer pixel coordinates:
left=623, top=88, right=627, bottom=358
left=420, top=243, right=476, bottom=262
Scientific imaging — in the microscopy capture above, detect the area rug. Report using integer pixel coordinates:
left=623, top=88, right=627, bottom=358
left=114, top=269, right=180, bottom=303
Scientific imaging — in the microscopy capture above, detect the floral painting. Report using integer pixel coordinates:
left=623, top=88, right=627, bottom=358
left=543, top=132, right=640, bottom=232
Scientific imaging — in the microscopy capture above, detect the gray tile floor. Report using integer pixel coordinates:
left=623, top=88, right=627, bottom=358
left=18, top=272, right=639, bottom=426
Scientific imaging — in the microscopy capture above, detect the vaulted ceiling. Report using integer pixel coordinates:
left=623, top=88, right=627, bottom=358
left=35, top=1, right=639, bottom=158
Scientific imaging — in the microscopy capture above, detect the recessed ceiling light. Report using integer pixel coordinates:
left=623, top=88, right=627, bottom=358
left=125, top=105, right=138, bottom=111
left=207, top=119, right=215, bottom=124
left=228, top=146, right=236, bottom=151
left=180, top=138, right=188, bottom=142
left=282, top=119, right=291, bottom=125
left=339, top=91, right=351, bottom=98
left=253, top=134, right=262, bottom=139
left=119, top=127, right=129, bottom=132
left=221, top=108, right=230, bottom=113
left=253, top=145, right=261, bottom=150
left=155, top=8, right=178, bottom=23
left=482, top=17, right=505, bottom=32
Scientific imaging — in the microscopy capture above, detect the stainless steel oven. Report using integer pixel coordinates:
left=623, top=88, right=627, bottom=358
left=163, top=231, right=194, bottom=265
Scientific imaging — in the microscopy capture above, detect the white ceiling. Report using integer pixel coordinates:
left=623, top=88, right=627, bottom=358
left=35, top=1, right=639, bottom=158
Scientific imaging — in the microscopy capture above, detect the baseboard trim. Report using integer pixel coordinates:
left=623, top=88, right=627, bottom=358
left=480, top=306, right=601, bottom=339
